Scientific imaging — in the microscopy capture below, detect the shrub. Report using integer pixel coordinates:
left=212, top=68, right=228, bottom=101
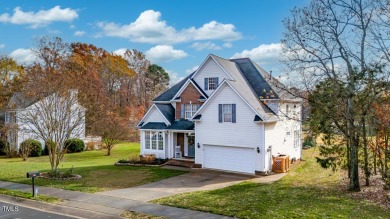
left=0, top=139, right=7, bottom=155
left=65, top=138, right=85, bottom=153
left=20, top=139, right=42, bottom=158
left=140, top=154, right=155, bottom=164
left=128, top=154, right=140, bottom=163
left=118, top=159, right=129, bottom=164
left=303, top=135, right=316, bottom=148
left=29, top=140, right=42, bottom=157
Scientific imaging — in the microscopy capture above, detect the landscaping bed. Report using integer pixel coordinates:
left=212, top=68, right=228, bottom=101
left=38, top=172, right=82, bottom=180
left=116, top=154, right=167, bottom=167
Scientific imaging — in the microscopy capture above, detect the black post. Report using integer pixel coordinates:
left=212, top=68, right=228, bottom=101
left=32, top=177, right=35, bottom=197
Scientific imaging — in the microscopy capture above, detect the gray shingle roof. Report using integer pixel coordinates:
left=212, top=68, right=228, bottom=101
left=153, top=73, right=194, bottom=101
left=166, top=120, right=194, bottom=130
left=250, top=60, right=297, bottom=100
left=139, top=122, right=167, bottom=130
left=209, top=55, right=278, bottom=121
left=231, top=58, right=278, bottom=99
left=154, top=103, right=175, bottom=123
left=7, top=92, right=36, bottom=109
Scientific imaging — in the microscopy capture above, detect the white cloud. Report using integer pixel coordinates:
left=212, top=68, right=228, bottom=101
left=74, top=30, right=85, bottom=36
left=113, top=48, right=127, bottom=57
left=231, top=43, right=283, bottom=65
left=166, top=70, right=184, bottom=86
left=0, top=6, right=78, bottom=28
left=185, top=65, right=199, bottom=74
left=0, top=44, right=5, bottom=49
left=223, top=42, right=233, bottom=48
left=9, top=48, right=36, bottom=65
left=97, top=10, right=241, bottom=44
left=69, top=24, right=76, bottom=29
left=145, top=45, right=188, bottom=63
left=190, top=42, right=221, bottom=51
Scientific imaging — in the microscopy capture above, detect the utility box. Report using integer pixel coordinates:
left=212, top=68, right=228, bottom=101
left=272, top=155, right=290, bottom=173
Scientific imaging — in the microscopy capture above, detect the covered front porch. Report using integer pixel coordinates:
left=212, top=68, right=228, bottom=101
left=139, top=120, right=196, bottom=161
left=166, top=130, right=195, bottom=159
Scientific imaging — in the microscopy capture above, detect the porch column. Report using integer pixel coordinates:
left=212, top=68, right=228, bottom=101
left=140, top=130, right=144, bottom=155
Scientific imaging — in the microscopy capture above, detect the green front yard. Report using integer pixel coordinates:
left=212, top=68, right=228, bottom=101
left=0, top=142, right=186, bottom=193
left=154, top=148, right=390, bottom=218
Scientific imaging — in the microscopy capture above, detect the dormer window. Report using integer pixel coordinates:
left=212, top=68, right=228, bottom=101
left=204, top=77, right=219, bottom=90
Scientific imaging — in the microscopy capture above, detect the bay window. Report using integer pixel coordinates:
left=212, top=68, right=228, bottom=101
left=144, top=131, right=164, bottom=151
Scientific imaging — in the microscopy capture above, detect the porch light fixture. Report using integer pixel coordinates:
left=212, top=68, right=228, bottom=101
left=197, top=143, right=200, bottom=148
left=256, top=147, right=260, bottom=153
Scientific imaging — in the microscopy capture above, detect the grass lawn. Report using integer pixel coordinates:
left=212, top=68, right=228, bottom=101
left=0, top=188, right=61, bottom=203
left=154, top=147, right=390, bottom=218
left=0, top=142, right=186, bottom=193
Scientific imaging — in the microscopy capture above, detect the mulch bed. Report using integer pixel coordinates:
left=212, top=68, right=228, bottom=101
left=114, top=162, right=165, bottom=167
left=341, top=172, right=390, bottom=209
left=38, top=172, right=82, bottom=181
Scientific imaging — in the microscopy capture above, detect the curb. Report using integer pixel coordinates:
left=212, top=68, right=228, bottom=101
left=0, top=194, right=121, bottom=219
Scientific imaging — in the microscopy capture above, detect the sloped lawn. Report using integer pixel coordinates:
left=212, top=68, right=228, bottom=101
left=0, top=142, right=186, bottom=193
left=154, top=148, right=390, bottom=218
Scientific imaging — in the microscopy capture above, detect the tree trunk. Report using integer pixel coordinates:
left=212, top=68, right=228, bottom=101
left=347, top=139, right=351, bottom=178
left=385, top=134, right=389, bottom=179
left=107, top=145, right=111, bottom=156
left=362, top=116, right=370, bottom=186
left=350, top=135, right=361, bottom=191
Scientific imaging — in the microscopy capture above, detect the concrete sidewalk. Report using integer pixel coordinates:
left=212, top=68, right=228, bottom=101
left=0, top=180, right=231, bottom=219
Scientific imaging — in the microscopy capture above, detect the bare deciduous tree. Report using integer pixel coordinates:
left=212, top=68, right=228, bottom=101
left=17, top=90, right=85, bottom=172
left=282, top=0, right=389, bottom=191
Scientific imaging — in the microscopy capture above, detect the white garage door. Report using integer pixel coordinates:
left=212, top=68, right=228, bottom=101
left=203, top=145, right=255, bottom=174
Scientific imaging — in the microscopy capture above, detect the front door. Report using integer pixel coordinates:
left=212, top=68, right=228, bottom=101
left=187, top=135, right=195, bottom=158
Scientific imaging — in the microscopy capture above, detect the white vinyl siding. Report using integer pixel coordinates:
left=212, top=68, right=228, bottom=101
left=193, top=57, right=231, bottom=97
left=142, top=106, right=169, bottom=125
left=265, top=102, right=302, bottom=160
left=195, top=83, right=265, bottom=172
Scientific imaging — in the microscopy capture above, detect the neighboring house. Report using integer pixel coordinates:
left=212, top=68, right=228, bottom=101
left=137, top=54, right=302, bottom=174
left=5, top=90, right=86, bottom=150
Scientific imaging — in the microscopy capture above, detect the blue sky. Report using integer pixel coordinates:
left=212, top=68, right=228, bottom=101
left=0, top=0, right=309, bottom=83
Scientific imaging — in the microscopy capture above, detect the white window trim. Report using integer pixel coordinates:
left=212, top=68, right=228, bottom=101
left=184, top=104, right=199, bottom=119
left=222, top=104, right=233, bottom=123
left=144, top=131, right=164, bottom=151
left=206, top=77, right=218, bottom=90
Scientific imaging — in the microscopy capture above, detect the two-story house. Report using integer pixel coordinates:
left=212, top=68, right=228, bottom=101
left=5, top=90, right=86, bottom=150
left=137, top=54, right=302, bottom=174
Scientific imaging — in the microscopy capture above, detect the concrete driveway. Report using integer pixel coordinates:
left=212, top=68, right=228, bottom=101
left=97, top=169, right=253, bottom=202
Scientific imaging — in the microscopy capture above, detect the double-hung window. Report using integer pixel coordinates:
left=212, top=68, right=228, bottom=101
left=145, top=132, right=151, bottom=149
left=144, top=131, right=164, bottom=151
left=182, top=104, right=200, bottom=119
left=223, top=104, right=232, bottom=122
left=218, top=104, right=236, bottom=123
left=204, top=77, right=219, bottom=90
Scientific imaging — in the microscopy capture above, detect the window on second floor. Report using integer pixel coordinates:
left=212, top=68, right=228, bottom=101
left=181, top=104, right=200, bottom=119
left=218, top=104, right=236, bottom=123
left=204, top=77, right=219, bottom=90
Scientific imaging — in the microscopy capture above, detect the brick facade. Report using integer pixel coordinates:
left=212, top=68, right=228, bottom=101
left=175, top=83, right=204, bottom=119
